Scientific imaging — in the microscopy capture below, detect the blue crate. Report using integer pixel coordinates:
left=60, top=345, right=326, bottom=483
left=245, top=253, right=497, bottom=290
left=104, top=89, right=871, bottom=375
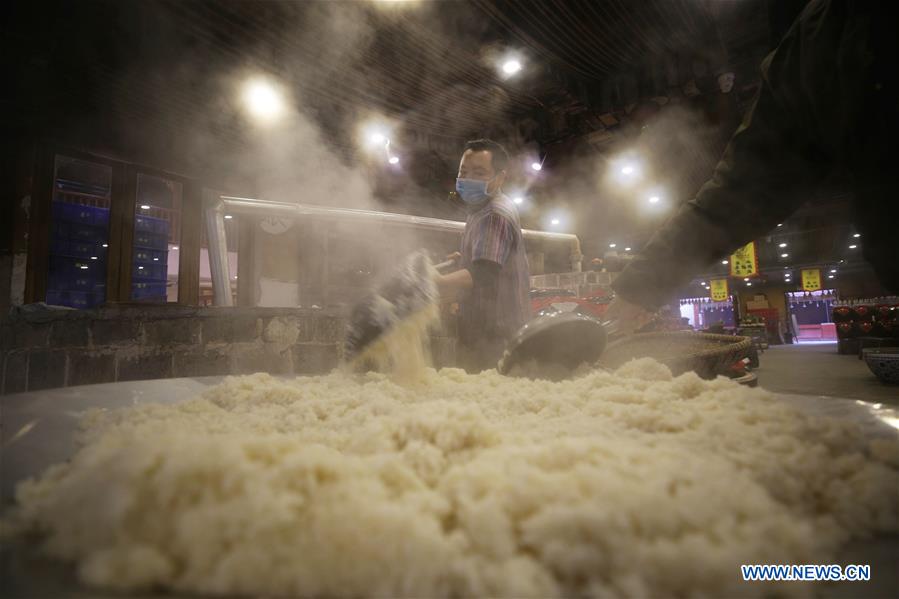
left=68, top=223, right=107, bottom=244
left=70, top=240, right=105, bottom=259
left=52, top=201, right=109, bottom=227
left=134, top=214, right=170, bottom=236
left=133, top=247, right=167, bottom=265
left=133, top=231, right=168, bottom=250
left=49, top=256, right=105, bottom=291
left=132, top=263, right=167, bottom=281
left=50, top=237, right=106, bottom=260
left=45, top=289, right=103, bottom=309
left=132, top=281, right=167, bottom=299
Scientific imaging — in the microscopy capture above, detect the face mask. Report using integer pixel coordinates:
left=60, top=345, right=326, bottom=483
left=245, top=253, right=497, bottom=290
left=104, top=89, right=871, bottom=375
left=455, top=176, right=495, bottom=205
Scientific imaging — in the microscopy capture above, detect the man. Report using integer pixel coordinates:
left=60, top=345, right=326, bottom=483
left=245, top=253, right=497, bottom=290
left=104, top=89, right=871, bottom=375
left=435, top=139, right=530, bottom=372
left=608, top=0, right=896, bottom=332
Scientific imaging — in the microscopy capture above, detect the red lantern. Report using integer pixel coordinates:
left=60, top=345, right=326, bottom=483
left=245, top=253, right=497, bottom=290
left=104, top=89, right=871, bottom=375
left=855, top=305, right=873, bottom=321
left=858, top=321, right=874, bottom=335
left=837, top=322, right=854, bottom=338
left=833, top=306, right=852, bottom=323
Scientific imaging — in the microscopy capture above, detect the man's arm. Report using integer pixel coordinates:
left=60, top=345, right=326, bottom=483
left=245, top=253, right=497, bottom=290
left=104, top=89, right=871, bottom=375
left=438, top=211, right=514, bottom=299
left=612, top=6, right=832, bottom=311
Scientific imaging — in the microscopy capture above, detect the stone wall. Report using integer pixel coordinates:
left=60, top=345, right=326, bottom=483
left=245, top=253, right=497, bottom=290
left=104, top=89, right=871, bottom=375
left=1, top=306, right=457, bottom=394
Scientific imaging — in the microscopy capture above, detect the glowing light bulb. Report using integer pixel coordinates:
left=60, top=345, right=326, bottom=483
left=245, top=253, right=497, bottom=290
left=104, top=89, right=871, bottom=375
left=512, top=197, right=523, bottom=205
left=531, top=162, right=542, bottom=171
left=648, top=195, right=660, bottom=204
left=502, top=60, right=522, bottom=75
left=242, top=78, right=286, bottom=124
left=388, top=156, right=399, bottom=164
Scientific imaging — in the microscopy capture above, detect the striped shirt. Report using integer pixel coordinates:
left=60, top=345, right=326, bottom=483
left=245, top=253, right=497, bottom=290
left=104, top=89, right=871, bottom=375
left=458, top=195, right=531, bottom=349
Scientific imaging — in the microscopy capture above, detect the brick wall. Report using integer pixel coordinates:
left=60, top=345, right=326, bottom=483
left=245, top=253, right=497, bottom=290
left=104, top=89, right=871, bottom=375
left=1, top=306, right=457, bottom=394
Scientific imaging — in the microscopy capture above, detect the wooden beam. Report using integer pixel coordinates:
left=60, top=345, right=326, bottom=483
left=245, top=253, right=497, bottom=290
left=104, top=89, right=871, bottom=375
left=23, top=143, right=53, bottom=304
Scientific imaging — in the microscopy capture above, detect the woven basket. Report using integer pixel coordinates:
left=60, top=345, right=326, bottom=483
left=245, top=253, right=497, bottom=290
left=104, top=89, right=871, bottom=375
left=598, top=332, right=753, bottom=379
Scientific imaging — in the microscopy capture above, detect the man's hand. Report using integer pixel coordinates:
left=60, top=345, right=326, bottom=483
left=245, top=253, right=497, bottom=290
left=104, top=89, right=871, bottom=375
left=445, top=251, right=462, bottom=264
left=435, top=268, right=473, bottom=302
left=605, top=298, right=656, bottom=336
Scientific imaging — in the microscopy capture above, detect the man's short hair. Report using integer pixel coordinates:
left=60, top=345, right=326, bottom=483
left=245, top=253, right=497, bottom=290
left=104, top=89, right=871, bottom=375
left=464, top=139, right=510, bottom=172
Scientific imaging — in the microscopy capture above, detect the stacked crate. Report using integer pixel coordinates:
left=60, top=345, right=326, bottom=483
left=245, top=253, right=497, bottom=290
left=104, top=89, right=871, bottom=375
left=132, top=213, right=170, bottom=301
left=46, top=190, right=110, bottom=309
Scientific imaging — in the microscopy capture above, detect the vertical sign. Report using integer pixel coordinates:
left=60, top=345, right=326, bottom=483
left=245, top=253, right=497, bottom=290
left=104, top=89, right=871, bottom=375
left=801, top=268, right=822, bottom=291
left=729, top=242, right=758, bottom=278
left=710, top=278, right=729, bottom=302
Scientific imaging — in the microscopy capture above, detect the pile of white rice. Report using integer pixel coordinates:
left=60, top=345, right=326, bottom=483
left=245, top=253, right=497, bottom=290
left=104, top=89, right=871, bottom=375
left=6, top=361, right=899, bottom=597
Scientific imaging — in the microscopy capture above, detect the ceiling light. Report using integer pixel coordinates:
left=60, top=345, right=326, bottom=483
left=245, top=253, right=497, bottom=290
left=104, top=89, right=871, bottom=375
left=512, top=196, right=523, bottom=205
left=828, top=275, right=835, bottom=279
left=370, top=132, right=387, bottom=145
left=140, top=205, right=150, bottom=210
left=777, top=223, right=783, bottom=227
left=853, top=233, right=860, bottom=238
left=609, top=243, right=617, bottom=248
left=849, top=244, right=857, bottom=249
left=648, top=195, right=660, bottom=204
left=625, top=247, right=631, bottom=251
left=778, top=243, right=787, bottom=248
left=172, top=246, right=178, bottom=250
left=90, top=256, right=98, bottom=260
left=830, top=269, right=837, bottom=273
left=388, top=156, right=399, bottom=164
left=743, top=277, right=750, bottom=282
left=781, top=253, right=789, bottom=258
left=747, top=282, right=752, bottom=286
left=153, top=257, right=159, bottom=261
left=531, top=162, right=543, bottom=171
left=102, top=244, right=108, bottom=248
left=722, top=260, right=728, bottom=265
left=79, top=265, right=88, bottom=270
left=551, top=218, right=560, bottom=225
left=502, top=59, right=522, bottom=75
left=224, top=215, right=233, bottom=220
left=621, top=166, right=635, bottom=175
left=241, top=77, right=286, bottom=124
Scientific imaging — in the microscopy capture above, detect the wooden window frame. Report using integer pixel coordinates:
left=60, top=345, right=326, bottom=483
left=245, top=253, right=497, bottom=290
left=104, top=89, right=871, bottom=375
left=25, top=142, right=202, bottom=306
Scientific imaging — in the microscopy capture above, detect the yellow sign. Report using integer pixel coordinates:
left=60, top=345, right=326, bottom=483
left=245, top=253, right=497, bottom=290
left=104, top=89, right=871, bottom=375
left=710, top=278, right=729, bottom=302
left=729, top=242, right=758, bottom=278
left=801, top=268, right=822, bottom=291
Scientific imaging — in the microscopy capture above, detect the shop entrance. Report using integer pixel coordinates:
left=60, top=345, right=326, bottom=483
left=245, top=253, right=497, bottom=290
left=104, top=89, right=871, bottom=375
left=786, top=290, right=838, bottom=343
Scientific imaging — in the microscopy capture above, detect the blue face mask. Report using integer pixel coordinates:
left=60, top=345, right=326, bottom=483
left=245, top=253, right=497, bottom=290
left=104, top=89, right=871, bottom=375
left=455, top=177, right=495, bottom=205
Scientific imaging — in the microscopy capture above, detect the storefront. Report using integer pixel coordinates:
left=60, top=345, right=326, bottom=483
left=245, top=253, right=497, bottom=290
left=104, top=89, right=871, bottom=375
left=786, top=289, right=838, bottom=342
left=678, top=296, right=737, bottom=330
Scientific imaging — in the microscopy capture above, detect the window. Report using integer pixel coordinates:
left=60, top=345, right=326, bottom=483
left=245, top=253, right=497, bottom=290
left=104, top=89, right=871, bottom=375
left=131, top=174, right=183, bottom=302
left=46, top=155, right=112, bottom=309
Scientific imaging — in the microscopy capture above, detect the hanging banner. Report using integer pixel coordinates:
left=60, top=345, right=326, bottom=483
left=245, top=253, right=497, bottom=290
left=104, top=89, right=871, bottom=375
left=801, top=268, right=822, bottom=291
left=729, top=242, right=758, bottom=278
left=709, top=278, right=729, bottom=302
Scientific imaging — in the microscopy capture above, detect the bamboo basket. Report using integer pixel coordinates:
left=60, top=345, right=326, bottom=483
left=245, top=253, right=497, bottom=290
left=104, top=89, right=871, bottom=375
left=599, top=332, right=753, bottom=379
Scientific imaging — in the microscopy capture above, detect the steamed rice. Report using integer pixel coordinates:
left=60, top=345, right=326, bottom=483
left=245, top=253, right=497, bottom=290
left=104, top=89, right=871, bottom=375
left=5, top=360, right=898, bottom=597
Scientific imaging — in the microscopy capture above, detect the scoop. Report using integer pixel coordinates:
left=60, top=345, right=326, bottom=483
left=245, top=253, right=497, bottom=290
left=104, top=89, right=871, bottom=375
left=498, top=312, right=613, bottom=376
left=344, top=252, right=454, bottom=362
